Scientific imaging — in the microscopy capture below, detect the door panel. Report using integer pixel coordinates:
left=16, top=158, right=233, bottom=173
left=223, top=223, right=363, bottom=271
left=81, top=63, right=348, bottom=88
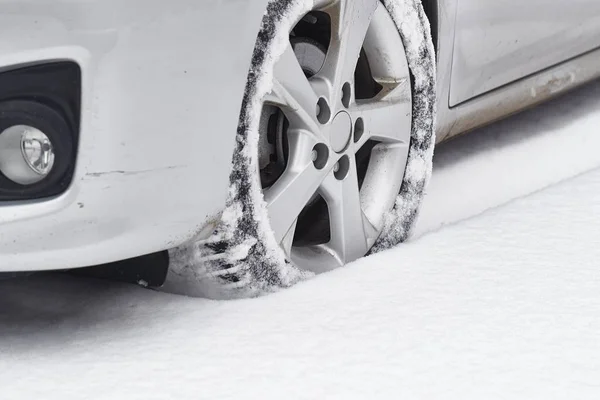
left=449, top=0, right=600, bottom=106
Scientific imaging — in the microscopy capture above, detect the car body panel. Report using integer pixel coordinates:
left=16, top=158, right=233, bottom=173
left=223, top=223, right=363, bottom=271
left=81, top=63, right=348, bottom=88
left=449, top=0, right=600, bottom=106
left=0, top=0, right=269, bottom=271
left=434, top=0, right=600, bottom=142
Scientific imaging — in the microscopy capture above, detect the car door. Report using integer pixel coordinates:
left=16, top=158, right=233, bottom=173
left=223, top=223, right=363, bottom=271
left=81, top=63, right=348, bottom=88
left=449, top=0, right=600, bottom=106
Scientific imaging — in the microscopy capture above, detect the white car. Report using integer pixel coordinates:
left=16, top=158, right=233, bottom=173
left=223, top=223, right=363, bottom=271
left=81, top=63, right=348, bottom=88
left=1, top=0, right=599, bottom=297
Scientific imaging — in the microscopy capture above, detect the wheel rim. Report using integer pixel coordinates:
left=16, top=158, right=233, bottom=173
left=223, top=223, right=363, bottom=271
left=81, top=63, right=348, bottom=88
left=259, top=0, right=412, bottom=272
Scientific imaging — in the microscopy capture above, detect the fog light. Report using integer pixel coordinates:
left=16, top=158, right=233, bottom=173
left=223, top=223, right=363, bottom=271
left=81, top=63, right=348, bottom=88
left=21, top=127, right=55, bottom=175
left=0, top=125, right=55, bottom=185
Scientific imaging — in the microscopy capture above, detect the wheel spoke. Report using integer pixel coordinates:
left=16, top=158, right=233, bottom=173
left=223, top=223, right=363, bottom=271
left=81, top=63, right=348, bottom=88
left=264, top=129, right=328, bottom=243
left=266, top=43, right=321, bottom=133
left=320, top=157, right=374, bottom=264
left=280, top=218, right=298, bottom=258
left=351, top=80, right=412, bottom=149
left=316, top=0, right=379, bottom=107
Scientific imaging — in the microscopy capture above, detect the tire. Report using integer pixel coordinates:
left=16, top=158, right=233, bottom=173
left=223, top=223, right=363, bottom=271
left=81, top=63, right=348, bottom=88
left=168, top=0, right=436, bottom=299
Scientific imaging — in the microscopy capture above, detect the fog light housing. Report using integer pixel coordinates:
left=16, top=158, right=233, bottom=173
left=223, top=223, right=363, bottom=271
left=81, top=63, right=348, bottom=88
left=0, top=62, right=80, bottom=201
left=0, top=125, right=56, bottom=185
left=0, top=99, right=75, bottom=200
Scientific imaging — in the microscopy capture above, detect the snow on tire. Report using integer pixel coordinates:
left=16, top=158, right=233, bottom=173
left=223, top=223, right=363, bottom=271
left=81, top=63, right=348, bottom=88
left=167, top=0, right=436, bottom=299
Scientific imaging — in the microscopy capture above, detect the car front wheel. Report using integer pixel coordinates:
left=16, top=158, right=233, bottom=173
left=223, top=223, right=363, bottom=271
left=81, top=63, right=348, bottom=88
left=169, top=0, right=436, bottom=299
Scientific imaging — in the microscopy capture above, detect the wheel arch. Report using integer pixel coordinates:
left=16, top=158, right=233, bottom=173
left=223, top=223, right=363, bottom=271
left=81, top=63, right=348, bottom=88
left=420, top=0, right=439, bottom=54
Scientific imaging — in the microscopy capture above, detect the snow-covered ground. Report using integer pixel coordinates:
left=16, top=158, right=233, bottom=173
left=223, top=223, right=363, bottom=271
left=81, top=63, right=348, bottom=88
left=1, top=80, right=600, bottom=399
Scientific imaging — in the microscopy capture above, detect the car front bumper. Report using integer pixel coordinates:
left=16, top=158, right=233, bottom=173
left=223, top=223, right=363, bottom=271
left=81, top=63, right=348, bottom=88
left=0, top=0, right=268, bottom=271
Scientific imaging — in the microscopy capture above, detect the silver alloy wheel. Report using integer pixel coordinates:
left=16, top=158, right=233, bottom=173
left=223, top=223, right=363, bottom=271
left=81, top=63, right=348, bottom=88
left=259, top=0, right=412, bottom=272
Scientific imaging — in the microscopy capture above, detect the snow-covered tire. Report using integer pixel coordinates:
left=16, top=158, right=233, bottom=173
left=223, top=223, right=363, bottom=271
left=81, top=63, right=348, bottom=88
left=168, top=0, right=436, bottom=299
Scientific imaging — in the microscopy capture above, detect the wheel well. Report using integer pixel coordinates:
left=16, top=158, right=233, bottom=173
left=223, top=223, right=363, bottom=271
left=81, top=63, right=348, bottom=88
left=420, top=0, right=438, bottom=54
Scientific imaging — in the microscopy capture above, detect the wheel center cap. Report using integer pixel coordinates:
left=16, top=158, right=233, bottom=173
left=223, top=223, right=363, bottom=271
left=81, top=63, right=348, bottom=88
left=329, top=111, right=352, bottom=153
